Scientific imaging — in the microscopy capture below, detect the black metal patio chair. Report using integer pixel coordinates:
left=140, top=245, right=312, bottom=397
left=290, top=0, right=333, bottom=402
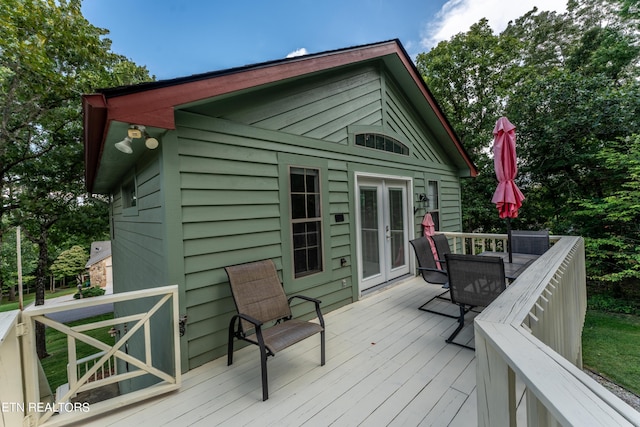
left=511, top=230, right=550, bottom=255
left=225, top=259, right=325, bottom=401
left=444, top=253, right=507, bottom=350
left=409, top=236, right=457, bottom=318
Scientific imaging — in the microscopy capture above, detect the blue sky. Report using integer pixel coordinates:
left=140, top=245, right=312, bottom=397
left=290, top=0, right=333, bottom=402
left=82, top=0, right=566, bottom=81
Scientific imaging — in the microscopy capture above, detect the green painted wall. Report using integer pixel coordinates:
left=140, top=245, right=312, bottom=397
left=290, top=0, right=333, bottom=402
left=109, top=152, right=179, bottom=391
left=169, top=62, right=464, bottom=369
left=108, top=61, right=465, bottom=372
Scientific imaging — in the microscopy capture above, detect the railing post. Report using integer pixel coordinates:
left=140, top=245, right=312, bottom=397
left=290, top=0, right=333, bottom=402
left=0, top=311, right=27, bottom=427
left=67, top=336, right=77, bottom=394
left=20, top=313, right=40, bottom=424
left=476, top=330, right=517, bottom=427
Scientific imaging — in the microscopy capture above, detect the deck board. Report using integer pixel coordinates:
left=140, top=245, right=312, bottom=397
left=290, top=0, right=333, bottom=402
left=73, top=277, right=479, bottom=426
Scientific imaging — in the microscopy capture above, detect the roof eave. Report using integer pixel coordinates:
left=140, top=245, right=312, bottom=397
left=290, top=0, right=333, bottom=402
left=83, top=39, right=477, bottom=192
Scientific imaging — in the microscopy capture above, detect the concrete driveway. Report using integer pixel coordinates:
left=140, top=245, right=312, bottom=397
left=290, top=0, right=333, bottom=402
left=39, top=283, right=113, bottom=323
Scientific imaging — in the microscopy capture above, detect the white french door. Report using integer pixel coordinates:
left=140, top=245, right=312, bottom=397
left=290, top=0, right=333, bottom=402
left=358, top=178, right=410, bottom=291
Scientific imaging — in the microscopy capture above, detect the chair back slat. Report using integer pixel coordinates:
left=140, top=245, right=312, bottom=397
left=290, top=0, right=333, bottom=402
left=511, top=230, right=550, bottom=255
left=432, top=234, right=451, bottom=260
left=409, top=237, right=448, bottom=285
left=410, top=237, right=437, bottom=270
left=445, top=254, right=506, bottom=307
left=225, top=260, right=292, bottom=333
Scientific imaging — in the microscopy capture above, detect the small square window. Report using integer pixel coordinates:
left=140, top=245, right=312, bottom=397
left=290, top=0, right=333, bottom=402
left=123, top=180, right=137, bottom=208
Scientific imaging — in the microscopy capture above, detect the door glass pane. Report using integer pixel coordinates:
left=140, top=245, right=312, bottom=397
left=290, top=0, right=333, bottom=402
left=388, top=188, right=405, bottom=268
left=360, top=187, right=380, bottom=278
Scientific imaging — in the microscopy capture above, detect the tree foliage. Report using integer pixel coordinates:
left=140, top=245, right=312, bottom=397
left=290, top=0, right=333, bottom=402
left=0, top=0, right=152, bottom=357
left=417, top=0, right=640, bottom=296
left=50, top=245, right=89, bottom=285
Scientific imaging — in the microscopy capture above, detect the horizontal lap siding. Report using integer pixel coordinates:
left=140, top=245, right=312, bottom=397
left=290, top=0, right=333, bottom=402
left=110, top=157, right=173, bottom=392
left=179, top=125, right=358, bottom=367
left=385, top=78, right=443, bottom=164
left=385, top=75, right=463, bottom=234
left=179, top=64, right=462, bottom=368
left=111, top=157, right=165, bottom=292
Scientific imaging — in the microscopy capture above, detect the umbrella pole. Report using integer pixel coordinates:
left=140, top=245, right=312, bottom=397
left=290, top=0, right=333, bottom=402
left=506, top=218, right=513, bottom=263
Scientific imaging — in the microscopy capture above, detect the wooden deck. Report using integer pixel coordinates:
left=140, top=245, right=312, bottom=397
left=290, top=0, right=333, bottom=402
left=75, top=277, right=480, bottom=426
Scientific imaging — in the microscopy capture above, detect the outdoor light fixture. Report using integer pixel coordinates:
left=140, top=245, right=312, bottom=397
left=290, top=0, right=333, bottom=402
left=127, top=125, right=144, bottom=139
left=414, top=193, right=429, bottom=214
left=115, top=125, right=161, bottom=154
left=144, top=135, right=159, bottom=149
left=114, top=136, right=134, bottom=154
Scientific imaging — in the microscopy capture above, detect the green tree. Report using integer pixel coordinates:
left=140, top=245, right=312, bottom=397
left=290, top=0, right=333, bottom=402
left=0, top=222, right=37, bottom=302
left=417, top=0, right=640, bottom=296
left=416, top=19, right=521, bottom=232
left=50, top=245, right=89, bottom=287
left=573, top=135, right=640, bottom=299
left=1, top=0, right=152, bottom=358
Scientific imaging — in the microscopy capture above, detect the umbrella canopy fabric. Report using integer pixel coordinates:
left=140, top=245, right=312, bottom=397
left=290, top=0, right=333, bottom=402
left=421, top=213, right=441, bottom=269
left=491, top=117, right=525, bottom=219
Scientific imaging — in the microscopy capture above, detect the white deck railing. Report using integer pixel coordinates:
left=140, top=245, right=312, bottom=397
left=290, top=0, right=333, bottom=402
left=440, top=233, right=640, bottom=426
left=69, top=350, right=118, bottom=388
left=19, top=285, right=181, bottom=427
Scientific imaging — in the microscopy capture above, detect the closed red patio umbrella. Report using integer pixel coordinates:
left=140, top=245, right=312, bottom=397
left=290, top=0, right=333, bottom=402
left=421, top=212, right=441, bottom=269
left=491, top=117, right=525, bottom=262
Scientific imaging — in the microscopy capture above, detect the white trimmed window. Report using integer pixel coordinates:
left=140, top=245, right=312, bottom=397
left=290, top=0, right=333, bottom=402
left=290, top=167, right=323, bottom=277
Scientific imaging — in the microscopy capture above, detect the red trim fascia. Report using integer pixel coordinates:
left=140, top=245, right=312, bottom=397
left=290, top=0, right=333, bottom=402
left=83, top=94, right=108, bottom=192
left=84, top=40, right=477, bottom=192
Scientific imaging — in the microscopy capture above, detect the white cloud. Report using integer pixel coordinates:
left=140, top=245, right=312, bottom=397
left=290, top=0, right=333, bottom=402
left=286, top=48, right=308, bottom=58
left=421, top=0, right=568, bottom=50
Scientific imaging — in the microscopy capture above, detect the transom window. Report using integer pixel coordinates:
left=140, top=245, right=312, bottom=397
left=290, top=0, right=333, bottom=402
left=290, top=167, right=323, bottom=278
left=355, top=133, right=409, bottom=155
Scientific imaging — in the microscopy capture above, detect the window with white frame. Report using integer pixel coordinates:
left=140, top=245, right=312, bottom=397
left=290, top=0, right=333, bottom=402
left=355, top=133, right=409, bottom=155
left=427, top=180, right=440, bottom=230
left=290, top=167, right=323, bottom=278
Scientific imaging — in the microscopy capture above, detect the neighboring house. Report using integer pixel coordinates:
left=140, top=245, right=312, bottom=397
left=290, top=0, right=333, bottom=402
left=82, top=39, right=477, bottom=384
left=85, top=241, right=112, bottom=289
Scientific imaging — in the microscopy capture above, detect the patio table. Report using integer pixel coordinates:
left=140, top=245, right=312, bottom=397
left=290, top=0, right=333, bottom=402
left=479, top=251, right=539, bottom=280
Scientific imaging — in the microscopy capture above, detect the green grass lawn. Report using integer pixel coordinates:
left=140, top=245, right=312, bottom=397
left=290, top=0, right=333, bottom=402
left=582, top=310, right=640, bottom=396
left=40, top=313, right=115, bottom=391
left=0, top=287, right=78, bottom=312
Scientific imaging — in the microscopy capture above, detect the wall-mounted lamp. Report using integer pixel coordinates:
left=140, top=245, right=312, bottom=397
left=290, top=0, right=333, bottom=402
left=114, top=136, right=134, bottom=154
left=145, top=136, right=159, bottom=149
left=414, top=193, right=429, bottom=214
left=127, top=126, right=144, bottom=139
left=115, top=125, right=160, bottom=154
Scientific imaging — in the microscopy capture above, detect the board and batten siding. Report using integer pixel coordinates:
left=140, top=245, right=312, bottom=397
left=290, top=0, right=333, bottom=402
left=174, top=62, right=463, bottom=368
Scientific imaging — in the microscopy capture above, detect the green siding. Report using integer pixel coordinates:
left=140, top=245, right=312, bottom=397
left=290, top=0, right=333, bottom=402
left=117, top=62, right=466, bottom=370
left=109, top=153, right=178, bottom=390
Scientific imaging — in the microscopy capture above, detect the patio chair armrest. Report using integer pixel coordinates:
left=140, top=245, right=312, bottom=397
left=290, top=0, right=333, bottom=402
left=288, top=295, right=325, bottom=328
left=233, top=313, right=263, bottom=328
left=417, top=267, right=446, bottom=274
left=288, top=295, right=321, bottom=305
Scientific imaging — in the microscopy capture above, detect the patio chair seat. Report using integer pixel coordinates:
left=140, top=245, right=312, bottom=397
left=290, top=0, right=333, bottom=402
left=225, top=259, right=325, bottom=401
left=245, top=319, right=324, bottom=354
